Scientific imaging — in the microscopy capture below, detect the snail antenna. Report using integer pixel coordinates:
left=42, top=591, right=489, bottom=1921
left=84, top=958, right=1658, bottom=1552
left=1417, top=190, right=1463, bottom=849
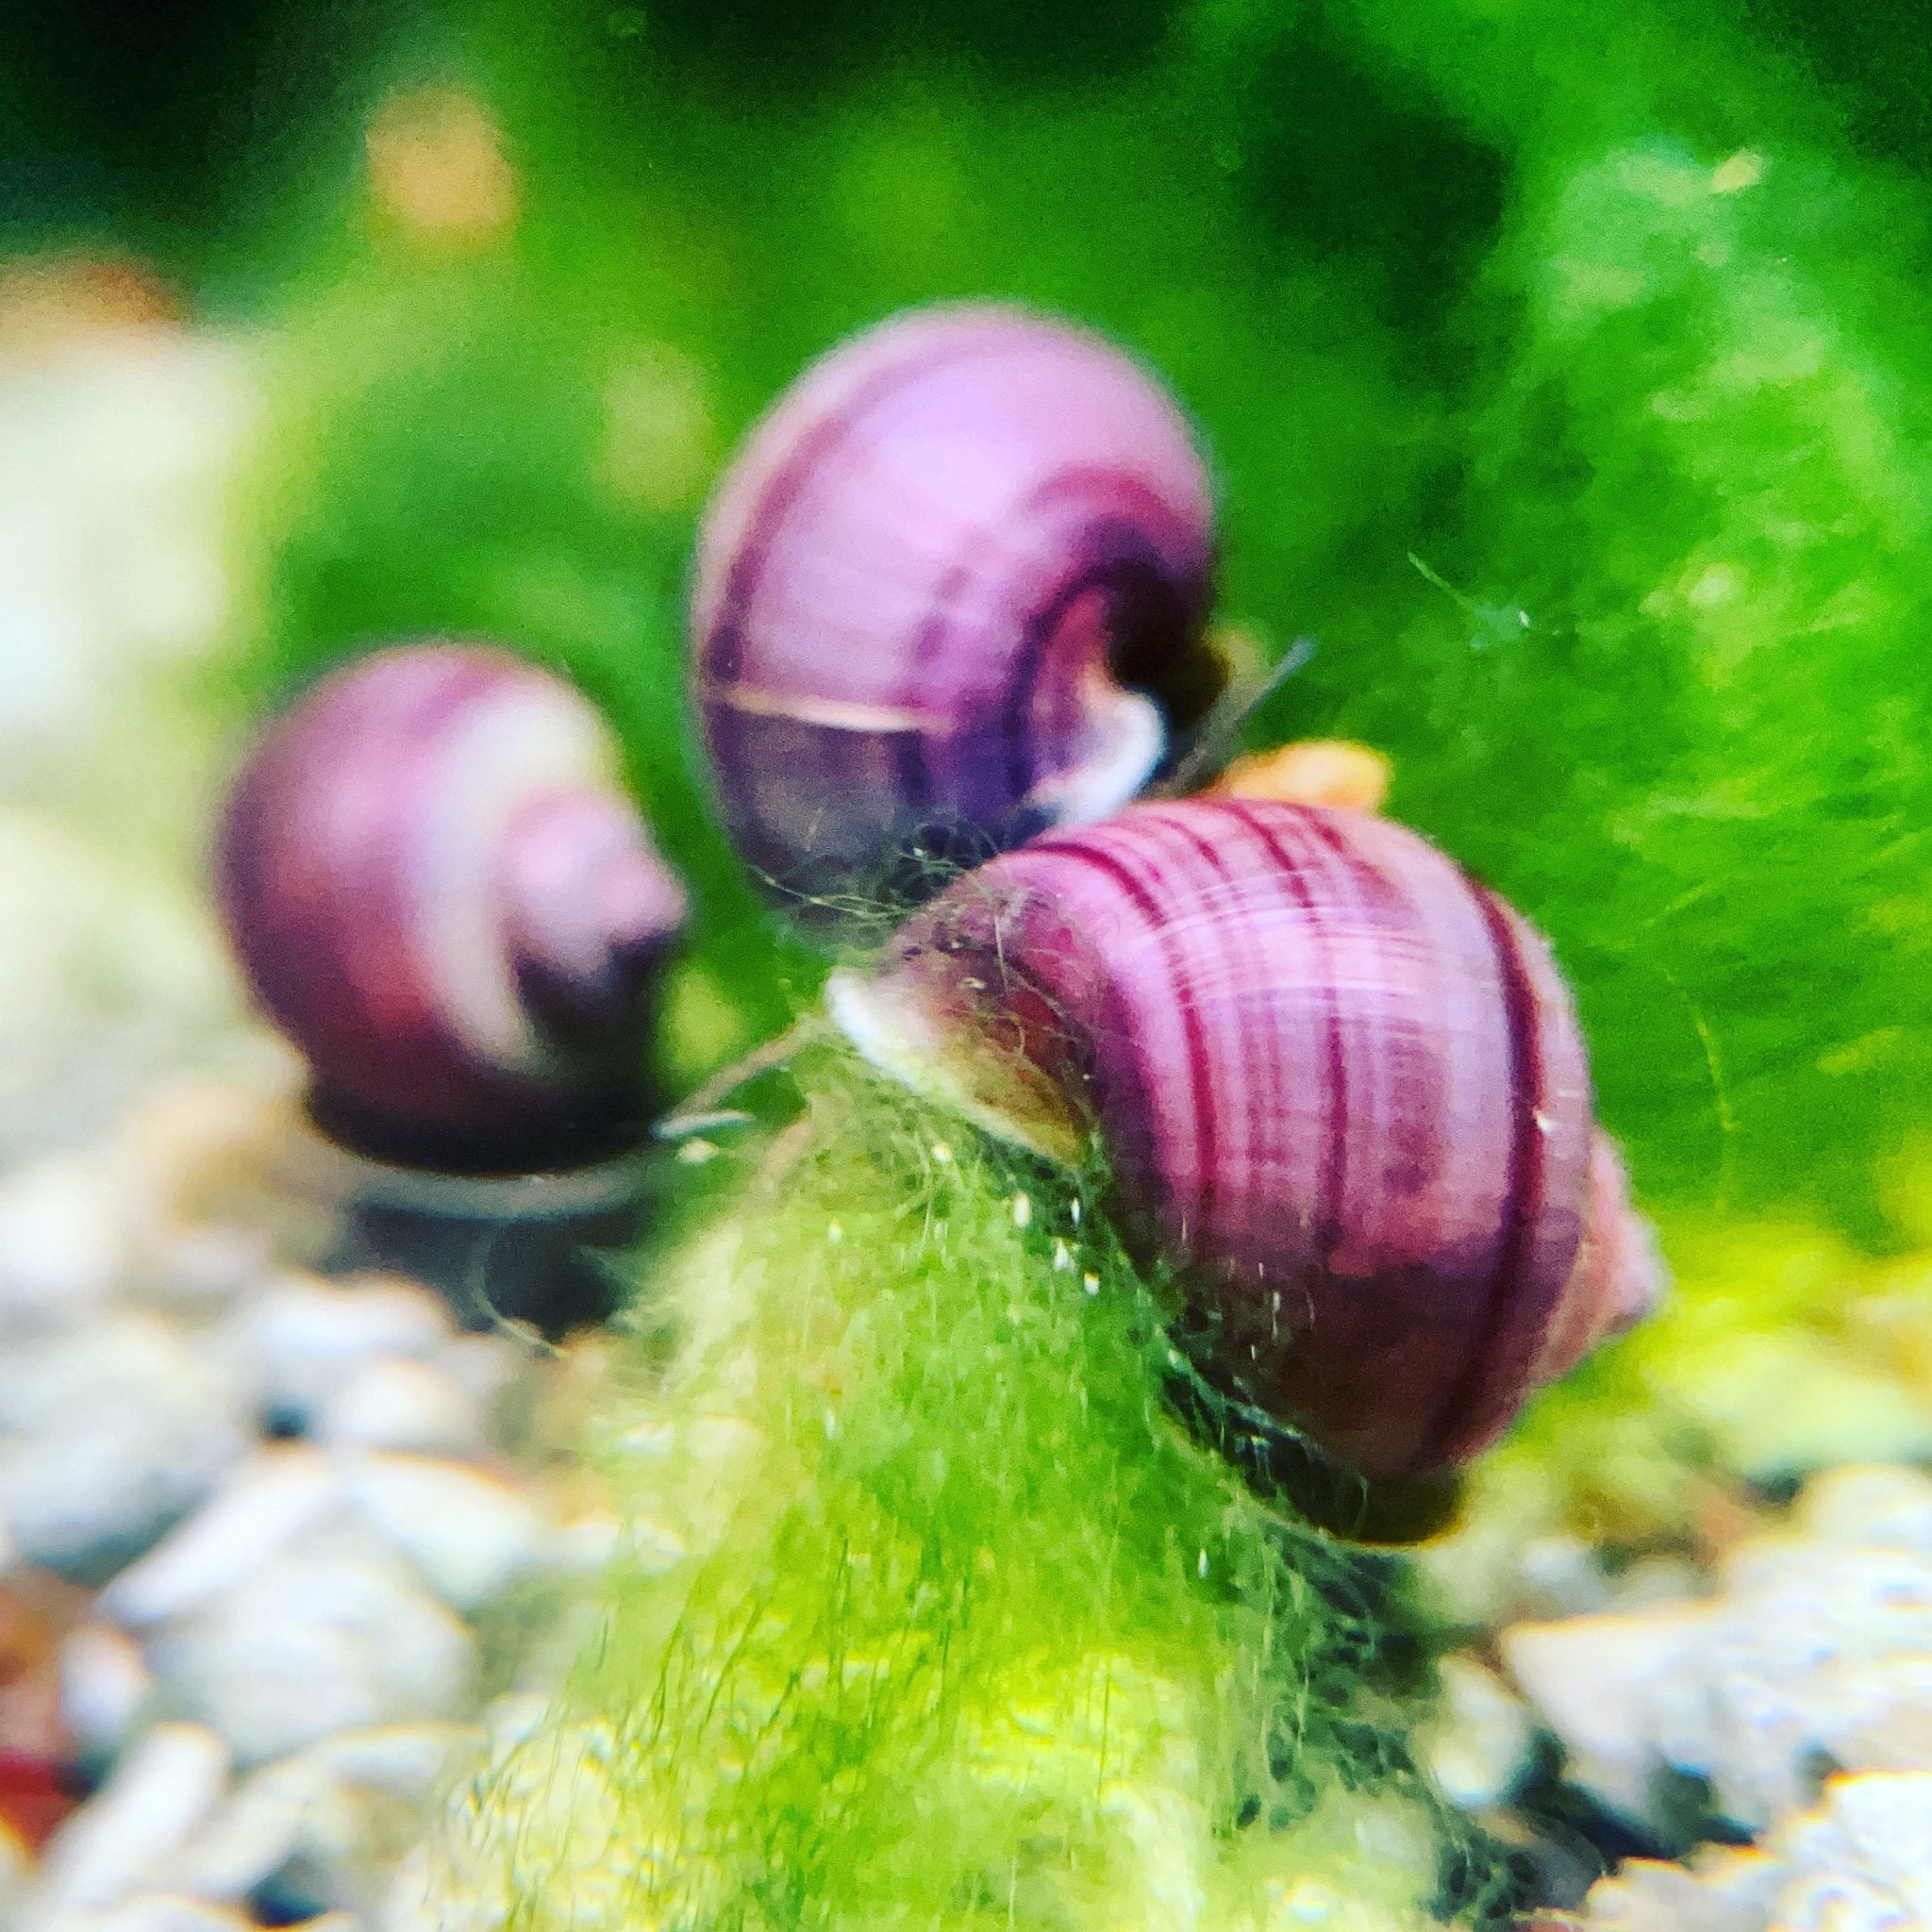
left=1161, top=635, right=1316, bottom=795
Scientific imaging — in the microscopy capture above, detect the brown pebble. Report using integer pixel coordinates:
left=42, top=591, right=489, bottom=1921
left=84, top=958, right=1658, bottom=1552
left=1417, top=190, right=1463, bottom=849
left=1207, top=739, right=1391, bottom=812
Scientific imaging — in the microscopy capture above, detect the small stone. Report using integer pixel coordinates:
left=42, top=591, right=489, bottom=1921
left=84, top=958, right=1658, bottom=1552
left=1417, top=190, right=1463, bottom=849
left=1769, top=1770, right=1932, bottom=1927
left=154, top=1529, right=475, bottom=1764
left=97, top=1446, right=342, bottom=1628
left=1681, top=1331, right=1932, bottom=1480
left=59, top=1624, right=155, bottom=1761
left=305, top=1721, right=474, bottom=1793
left=433, top=1333, right=524, bottom=1421
left=1207, top=739, right=1391, bottom=813
left=1517, top=1536, right=1617, bottom=1620
left=1415, top=1654, right=1535, bottom=1811
left=1792, top=1464, right=1932, bottom=1554
left=0, top=1817, right=31, bottom=1919
left=1580, top=1850, right=1781, bottom=1931
left=315, top=1357, right=483, bottom=1457
left=1607, top=1556, right=1704, bottom=1610
left=219, top=1274, right=453, bottom=1432
left=174, top=1722, right=475, bottom=1911
left=0, top=819, right=244, bottom=1174
left=0, top=1573, right=87, bottom=1788
left=0, top=1747, right=78, bottom=1851
left=63, top=1892, right=258, bottom=1931
left=336, top=1453, right=543, bottom=1611
left=112, top=1074, right=341, bottom=1310
left=30, top=1722, right=229, bottom=1913
left=0, top=1151, right=126, bottom=1336
left=0, top=1315, right=248, bottom=1580
left=1692, top=1545, right=1932, bottom=1824
left=1502, top=1602, right=1719, bottom=1820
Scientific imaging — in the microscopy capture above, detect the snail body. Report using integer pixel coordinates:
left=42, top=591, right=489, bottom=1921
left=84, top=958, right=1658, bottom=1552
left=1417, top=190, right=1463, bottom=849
left=831, top=798, right=1660, bottom=1481
left=216, top=643, right=688, bottom=1175
left=692, top=304, right=1221, bottom=905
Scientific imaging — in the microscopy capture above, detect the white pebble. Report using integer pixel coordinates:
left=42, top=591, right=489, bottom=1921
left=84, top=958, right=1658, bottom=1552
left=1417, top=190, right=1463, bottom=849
left=1415, top=1655, right=1534, bottom=1811
left=1772, top=1770, right=1932, bottom=1927
left=1517, top=1534, right=1615, bottom=1619
left=1794, top=1463, right=1932, bottom=1554
left=31, top=1723, right=230, bottom=1913
left=59, top=1623, right=156, bottom=1759
left=1692, top=1545, right=1932, bottom=1824
left=1578, top=1848, right=1782, bottom=1931
left=337, top=1452, right=544, bottom=1611
left=174, top=1722, right=475, bottom=1908
left=433, top=1332, right=524, bottom=1417
left=99, top=1445, right=342, bottom=1627
left=157, top=1528, right=475, bottom=1764
left=1502, top=1601, right=1718, bottom=1820
left=0, top=1314, right=248, bottom=1577
left=219, top=1273, right=452, bottom=1428
left=0, top=1150, right=126, bottom=1336
left=315, top=1357, right=483, bottom=1457
left=25, top=1892, right=261, bottom=1932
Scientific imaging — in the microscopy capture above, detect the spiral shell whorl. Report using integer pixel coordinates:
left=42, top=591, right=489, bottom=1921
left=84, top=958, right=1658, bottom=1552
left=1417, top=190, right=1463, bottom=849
left=694, top=305, right=1218, bottom=903
left=216, top=643, right=687, bottom=1174
left=836, top=798, right=1653, bottom=1480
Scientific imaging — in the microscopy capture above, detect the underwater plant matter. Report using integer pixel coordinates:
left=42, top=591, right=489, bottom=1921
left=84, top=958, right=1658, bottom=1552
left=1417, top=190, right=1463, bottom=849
left=691, top=304, right=1221, bottom=911
left=832, top=798, right=1660, bottom=1482
left=216, top=642, right=688, bottom=1174
left=427, top=1067, right=1519, bottom=1931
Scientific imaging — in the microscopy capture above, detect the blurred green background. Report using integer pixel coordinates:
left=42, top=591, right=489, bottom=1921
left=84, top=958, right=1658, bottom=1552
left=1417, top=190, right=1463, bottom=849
left=9, top=0, right=1932, bottom=1244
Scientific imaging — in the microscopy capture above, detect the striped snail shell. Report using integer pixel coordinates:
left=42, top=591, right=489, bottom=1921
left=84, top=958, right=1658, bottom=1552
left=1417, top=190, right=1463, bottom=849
left=692, top=304, right=1222, bottom=907
left=830, top=798, right=1662, bottom=1482
left=215, top=643, right=689, bottom=1175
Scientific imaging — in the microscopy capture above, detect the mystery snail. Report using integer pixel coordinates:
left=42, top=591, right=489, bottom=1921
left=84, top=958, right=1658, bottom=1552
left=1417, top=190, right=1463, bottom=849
left=692, top=304, right=1222, bottom=908
left=215, top=643, right=688, bottom=1177
left=830, top=797, right=1662, bottom=1482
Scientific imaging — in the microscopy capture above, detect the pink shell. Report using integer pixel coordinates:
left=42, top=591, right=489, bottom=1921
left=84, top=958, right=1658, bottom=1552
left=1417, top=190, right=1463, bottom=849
left=833, top=798, right=1662, bottom=1480
left=692, top=305, right=1218, bottom=903
left=215, top=644, right=688, bottom=1174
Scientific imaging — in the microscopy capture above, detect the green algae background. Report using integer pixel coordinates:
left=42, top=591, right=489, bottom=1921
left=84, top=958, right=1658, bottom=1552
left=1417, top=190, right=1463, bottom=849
left=206, top=0, right=1932, bottom=1246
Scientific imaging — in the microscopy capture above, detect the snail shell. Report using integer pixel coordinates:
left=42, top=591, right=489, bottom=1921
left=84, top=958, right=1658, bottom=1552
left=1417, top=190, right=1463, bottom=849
left=215, top=643, right=689, bottom=1174
left=692, top=304, right=1221, bottom=905
left=830, top=798, right=1662, bottom=1481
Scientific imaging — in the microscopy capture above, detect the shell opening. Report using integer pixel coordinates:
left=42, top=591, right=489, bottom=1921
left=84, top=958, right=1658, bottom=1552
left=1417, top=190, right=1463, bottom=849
left=827, top=966, right=1087, bottom=1167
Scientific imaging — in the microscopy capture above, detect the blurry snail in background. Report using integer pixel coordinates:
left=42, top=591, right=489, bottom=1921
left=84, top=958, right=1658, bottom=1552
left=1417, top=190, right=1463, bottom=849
left=831, top=797, right=1663, bottom=1504
left=691, top=304, right=1224, bottom=912
left=215, top=643, right=689, bottom=1330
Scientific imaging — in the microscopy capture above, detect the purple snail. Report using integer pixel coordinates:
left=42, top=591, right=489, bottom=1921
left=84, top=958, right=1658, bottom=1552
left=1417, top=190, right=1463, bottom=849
left=830, top=797, right=1663, bottom=1483
left=215, top=643, right=689, bottom=1178
left=691, top=304, right=1222, bottom=905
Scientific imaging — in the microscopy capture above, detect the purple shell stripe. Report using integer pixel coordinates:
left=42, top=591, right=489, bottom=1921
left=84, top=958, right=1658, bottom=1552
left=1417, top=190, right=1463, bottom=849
left=691, top=305, right=1217, bottom=904
left=1412, top=882, right=1549, bottom=1467
left=846, top=796, right=1623, bottom=1480
left=1017, top=831, right=1223, bottom=1241
left=1228, top=804, right=1354, bottom=1274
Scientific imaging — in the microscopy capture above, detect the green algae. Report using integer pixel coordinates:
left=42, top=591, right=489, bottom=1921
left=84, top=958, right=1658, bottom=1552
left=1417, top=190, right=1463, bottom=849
left=225, top=7, right=1932, bottom=1910
left=435, top=1062, right=1512, bottom=1930
left=242, top=1, right=1932, bottom=1245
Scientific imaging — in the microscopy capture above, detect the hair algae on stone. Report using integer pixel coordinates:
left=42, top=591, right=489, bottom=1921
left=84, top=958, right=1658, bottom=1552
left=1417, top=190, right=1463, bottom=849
left=413, top=1061, right=1512, bottom=1932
